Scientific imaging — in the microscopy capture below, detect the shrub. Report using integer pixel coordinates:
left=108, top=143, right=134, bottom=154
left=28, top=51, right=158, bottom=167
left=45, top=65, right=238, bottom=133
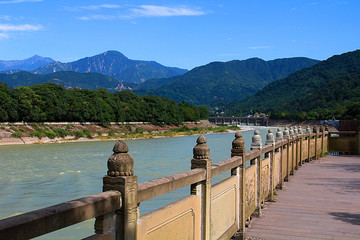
left=44, top=130, right=57, bottom=139
left=54, top=128, right=68, bottom=138
left=11, top=132, right=22, bottom=138
left=29, top=130, right=46, bottom=138
left=74, top=130, right=85, bottom=138
left=83, top=129, right=92, bottom=138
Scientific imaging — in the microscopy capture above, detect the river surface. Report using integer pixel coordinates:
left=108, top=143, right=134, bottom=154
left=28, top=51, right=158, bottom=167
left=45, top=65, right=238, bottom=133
left=0, top=127, right=276, bottom=239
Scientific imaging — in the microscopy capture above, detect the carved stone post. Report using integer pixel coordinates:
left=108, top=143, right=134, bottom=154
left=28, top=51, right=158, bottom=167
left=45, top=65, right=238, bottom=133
left=293, top=126, right=298, bottom=136
left=320, top=125, right=324, bottom=155
left=276, top=128, right=283, bottom=142
left=231, top=132, right=246, bottom=235
left=276, top=128, right=284, bottom=189
left=306, top=126, right=311, bottom=162
left=299, top=126, right=303, bottom=166
left=313, top=126, right=318, bottom=159
left=251, top=130, right=262, bottom=216
left=266, top=129, right=275, bottom=201
left=191, top=135, right=211, bottom=240
left=98, top=140, right=138, bottom=240
left=283, top=127, right=290, bottom=181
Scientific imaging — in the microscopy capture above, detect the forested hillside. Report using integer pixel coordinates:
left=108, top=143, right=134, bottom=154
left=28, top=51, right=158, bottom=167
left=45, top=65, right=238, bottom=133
left=134, top=57, right=319, bottom=106
left=0, top=71, right=133, bottom=91
left=226, top=50, right=360, bottom=120
left=0, top=82, right=208, bottom=123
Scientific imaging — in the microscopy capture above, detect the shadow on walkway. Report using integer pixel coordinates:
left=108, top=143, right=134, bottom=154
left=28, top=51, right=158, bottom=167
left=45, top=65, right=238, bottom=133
left=329, top=212, right=360, bottom=225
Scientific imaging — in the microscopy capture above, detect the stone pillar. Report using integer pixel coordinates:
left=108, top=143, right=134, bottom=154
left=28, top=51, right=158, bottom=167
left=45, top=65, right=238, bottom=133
left=266, top=129, right=275, bottom=201
left=320, top=125, right=324, bottom=154
left=191, top=135, right=211, bottom=240
left=98, top=140, right=138, bottom=240
left=251, top=130, right=262, bottom=216
left=298, top=126, right=303, bottom=166
left=306, top=126, right=311, bottom=162
left=283, top=127, right=290, bottom=140
left=298, top=126, right=303, bottom=135
left=283, top=127, right=290, bottom=181
left=275, top=128, right=283, bottom=188
left=289, top=127, right=294, bottom=138
left=313, top=126, right=318, bottom=159
left=276, top=128, right=283, bottom=142
left=231, top=132, right=246, bottom=235
left=325, top=125, right=329, bottom=132
left=293, top=126, right=298, bottom=136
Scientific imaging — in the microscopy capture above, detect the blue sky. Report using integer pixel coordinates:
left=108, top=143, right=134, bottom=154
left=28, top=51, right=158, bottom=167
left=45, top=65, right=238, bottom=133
left=0, top=0, right=359, bottom=70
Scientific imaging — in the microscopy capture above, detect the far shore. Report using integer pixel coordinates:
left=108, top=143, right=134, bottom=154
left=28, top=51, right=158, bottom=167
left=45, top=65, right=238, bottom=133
left=0, top=119, right=333, bottom=147
left=0, top=121, right=253, bottom=146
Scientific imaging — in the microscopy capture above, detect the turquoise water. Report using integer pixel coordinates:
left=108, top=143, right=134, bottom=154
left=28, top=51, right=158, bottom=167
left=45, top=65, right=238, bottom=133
left=0, top=127, right=274, bottom=239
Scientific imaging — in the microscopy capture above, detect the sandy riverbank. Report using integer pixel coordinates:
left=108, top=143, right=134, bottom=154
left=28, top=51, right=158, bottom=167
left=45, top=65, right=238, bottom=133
left=0, top=120, right=246, bottom=146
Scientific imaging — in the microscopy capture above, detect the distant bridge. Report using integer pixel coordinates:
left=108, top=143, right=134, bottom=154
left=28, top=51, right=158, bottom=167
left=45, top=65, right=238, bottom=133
left=208, top=116, right=269, bottom=126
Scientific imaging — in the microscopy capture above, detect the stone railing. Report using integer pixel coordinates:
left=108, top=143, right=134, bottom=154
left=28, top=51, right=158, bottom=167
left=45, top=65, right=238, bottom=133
left=0, top=126, right=330, bottom=240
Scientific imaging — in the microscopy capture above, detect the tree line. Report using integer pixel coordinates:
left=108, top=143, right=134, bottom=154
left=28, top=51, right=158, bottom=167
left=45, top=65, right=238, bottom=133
left=0, top=82, right=209, bottom=124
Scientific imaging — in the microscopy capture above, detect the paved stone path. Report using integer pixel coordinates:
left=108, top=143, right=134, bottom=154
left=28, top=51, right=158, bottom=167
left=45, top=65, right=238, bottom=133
left=245, top=155, right=360, bottom=240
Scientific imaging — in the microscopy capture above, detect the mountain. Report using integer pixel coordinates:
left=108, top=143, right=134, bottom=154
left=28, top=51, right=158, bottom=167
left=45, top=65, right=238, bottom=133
left=32, top=51, right=187, bottom=84
left=226, top=49, right=360, bottom=119
left=0, top=55, right=55, bottom=72
left=134, top=57, right=319, bottom=106
left=0, top=71, right=137, bottom=91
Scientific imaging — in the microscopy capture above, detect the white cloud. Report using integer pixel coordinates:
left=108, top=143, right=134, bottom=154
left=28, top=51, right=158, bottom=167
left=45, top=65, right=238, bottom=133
left=0, top=32, right=9, bottom=39
left=69, top=4, right=122, bottom=11
left=130, top=5, right=205, bottom=17
left=0, top=23, right=43, bottom=31
left=0, top=15, right=11, bottom=21
left=0, top=0, right=42, bottom=4
left=75, top=4, right=206, bottom=21
left=78, top=15, right=116, bottom=21
left=248, top=46, right=273, bottom=49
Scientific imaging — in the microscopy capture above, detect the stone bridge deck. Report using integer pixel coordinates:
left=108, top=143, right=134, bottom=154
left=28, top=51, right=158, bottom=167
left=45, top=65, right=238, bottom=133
left=245, top=155, right=360, bottom=240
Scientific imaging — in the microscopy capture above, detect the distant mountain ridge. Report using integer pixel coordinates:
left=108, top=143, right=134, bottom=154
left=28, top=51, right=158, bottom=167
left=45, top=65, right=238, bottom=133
left=0, top=55, right=55, bottom=72
left=226, top=49, right=360, bottom=119
left=134, top=57, right=320, bottom=106
left=32, top=51, right=187, bottom=84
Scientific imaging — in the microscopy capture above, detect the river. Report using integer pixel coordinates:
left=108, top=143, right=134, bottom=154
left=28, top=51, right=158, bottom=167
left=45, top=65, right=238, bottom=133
left=0, top=127, right=276, bottom=239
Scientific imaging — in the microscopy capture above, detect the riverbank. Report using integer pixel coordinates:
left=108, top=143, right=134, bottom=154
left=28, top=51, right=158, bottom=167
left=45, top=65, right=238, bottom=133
left=0, top=120, right=244, bottom=146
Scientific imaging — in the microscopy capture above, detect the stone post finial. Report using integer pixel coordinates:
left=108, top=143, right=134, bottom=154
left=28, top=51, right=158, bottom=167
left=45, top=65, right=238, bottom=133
left=251, top=130, right=262, bottom=150
left=313, top=126, right=317, bottom=133
left=231, top=131, right=245, bottom=157
left=298, top=126, right=303, bottom=135
left=276, top=128, right=283, bottom=141
left=289, top=127, right=295, bottom=138
left=319, top=125, right=324, bottom=133
left=283, top=127, right=290, bottom=139
left=325, top=125, right=329, bottom=132
left=193, top=135, right=210, bottom=159
left=266, top=129, right=275, bottom=145
left=306, top=125, right=311, bottom=134
left=293, top=126, right=298, bottom=136
left=107, top=140, right=134, bottom=177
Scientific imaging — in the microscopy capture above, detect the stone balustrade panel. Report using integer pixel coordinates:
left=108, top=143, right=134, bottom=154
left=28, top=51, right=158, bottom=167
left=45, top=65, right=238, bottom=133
left=310, top=138, right=316, bottom=158
left=261, top=157, right=271, bottom=202
left=281, top=147, right=288, bottom=180
left=137, top=195, right=201, bottom=240
left=302, top=139, right=309, bottom=161
left=210, top=176, right=239, bottom=240
left=273, top=151, right=281, bottom=187
left=245, top=164, right=257, bottom=220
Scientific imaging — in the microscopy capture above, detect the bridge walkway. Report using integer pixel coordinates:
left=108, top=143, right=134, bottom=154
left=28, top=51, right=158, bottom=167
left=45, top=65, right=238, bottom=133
left=245, top=155, right=360, bottom=240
